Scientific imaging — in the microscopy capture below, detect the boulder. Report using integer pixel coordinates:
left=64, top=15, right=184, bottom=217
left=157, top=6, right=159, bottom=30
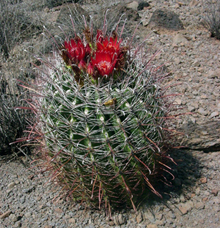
left=149, top=9, right=184, bottom=30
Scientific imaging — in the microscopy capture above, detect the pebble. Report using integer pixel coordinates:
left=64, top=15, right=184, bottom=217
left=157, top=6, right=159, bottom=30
left=200, top=177, right=207, bottom=184
left=113, top=214, right=125, bottom=225
left=173, top=34, right=188, bottom=46
left=210, top=111, right=219, bottom=118
left=211, top=189, right=218, bottom=196
left=178, top=201, right=193, bottom=215
left=0, top=210, right=12, bottom=219
left=136, top=212, right=143, bottom=224
left=68, top=217, right=75, bottom=223
left=7, top=182, right=16, bottom=189
left=126, top=1, right=139, bottom=10
left=195, top=202, right=205, bottom=210
left=147, top=224, right=158, bottom=228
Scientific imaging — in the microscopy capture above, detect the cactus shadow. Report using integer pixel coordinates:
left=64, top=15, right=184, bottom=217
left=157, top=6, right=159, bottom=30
left=138, top=148, right=202, bottom=209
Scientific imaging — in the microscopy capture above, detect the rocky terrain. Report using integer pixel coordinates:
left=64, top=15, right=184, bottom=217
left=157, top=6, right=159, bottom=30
left=0, top=0, right=220, bottom=227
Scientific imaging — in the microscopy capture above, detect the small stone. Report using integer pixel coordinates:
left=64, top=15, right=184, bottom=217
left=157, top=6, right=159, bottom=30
left=193, top=60, right=201, bottom=67
left=136, top=212, right=143, bottom=223
left=13, top=221, right=22, bottom=228
left=195, top=187, right=200, bottom=196
left=201, top=94, right=208, bottom=99
left=173, top=34, right=188, bottom=46
left=109, top=220, right=115, bottom=226
left=188, top=106, right=195, bottom=112
left=180, top=194, right=185, bottom=202
left=23, top=186, right=35, bottom=194
left=54, top=207, right=63, bottom=214
left=170, top=213, right=176, bottom=219
left=189, top=0, right=199, bottom=7
left=118, top=214, right=125, bottom=225
left=155, top=219, right=166, bottom=226
left=178, top=201, right=192, bottom=215
left=0, top=210, right=12, bottom=219
left=155, top=213, right=163, bottom=220
left=20, top=196, right=26, bottom=204
left=69, top=218, right=75, bottom=223
left=174, top=98, right=182, bottom=105
left=214, top=198, right=220, bottom=204
left=195, top=202, right=205, bottom=210
left=147, top=224, right=158, bottom=228
left=9, top=214, right=21, bottom=223
left=200, top=177, right=207, bottom=184
left=7, top=182, right=15, bottom=189
left=144, top=211, right=155, bottom=223
left=210, top=111, right=219, bottom=118
left=137, top=2, right=150, bottom=10
left=113, top=215, right=119, bottom=225
left=211, top=189, right=218, bottom=196
left=126, top=1, right=139, bottom=10
left=178, top=205, right=188, bottom=215
left=198, top=108, right=208, bottom=116
left=207, top=69, right=220, bottom=79
left=191, top=193, right=196, bottom=198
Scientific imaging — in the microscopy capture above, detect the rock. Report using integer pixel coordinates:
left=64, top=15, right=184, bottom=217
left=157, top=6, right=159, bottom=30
left=7, top=182, right=16, bottom=189
left=198, top=108, right=208, bottom=116
left=210, top=111, right=219, bottom=118
left=137, top=2, right=150, bottom=11
left=189, top=0, right=199, bottom=7
left=23, top=186, right=35, bottom=194
left=126, top=1, right=139, bottom=11
left=211, top=189, right=218, bottom=196
left=136, top=212, right=143, bottom=223
left=149, top=9, right=184, bottom=30
left=173, top=34, right=188, bottom=46
left=195, top=202, right=205, bottom=210
left=195, top=187, right=200, bottom=196
left=69, top=218, right=75, bottom=223
left=84, top=225, right=95, bottom=228
left=144, top=211, right=155, bottom=223
left=188, top=105, right=196, bottom=112
left=118, top=214, right=125, bottom=225
left=0, top=210, right=12, bottom=219
left=113, top=214, right=125, bottom=225
left=20, top=196, right=26, bottom=204
left=178, top=121, right=220, bottom=151
left=200, top=177, right=207, bottom=184
left=9, top=214, right=22, bottom=223
left=180, top=194, right=186, bottom=203
left=46, top=0, right=77, bottom=9
left=174, top=97, right=182, bottom=105
left=108, top=220, right=115, bottom=226
left=207, top=69, right=220, bottom=79
left=54, top=207, right=63, bottom=214
left=147, top=224, right=158, bottom=228
left=178, top=201, right=193, bottom=215
left=155, top=213, right=163, bottom=221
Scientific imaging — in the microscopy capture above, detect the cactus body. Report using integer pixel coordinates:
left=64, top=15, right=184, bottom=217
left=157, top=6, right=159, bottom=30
left=36, top=25, right=173, bottom=210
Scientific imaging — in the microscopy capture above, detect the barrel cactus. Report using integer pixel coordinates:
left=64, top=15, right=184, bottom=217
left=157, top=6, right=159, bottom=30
left=33, top=17, right=175, bottom=211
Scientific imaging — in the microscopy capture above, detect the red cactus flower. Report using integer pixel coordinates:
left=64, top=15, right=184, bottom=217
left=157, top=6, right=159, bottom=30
left=89, top=51, right=118, bottom=77
left=64, top=37, right=90, bottom=65
left=97, top=36, right=122, bottom=55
